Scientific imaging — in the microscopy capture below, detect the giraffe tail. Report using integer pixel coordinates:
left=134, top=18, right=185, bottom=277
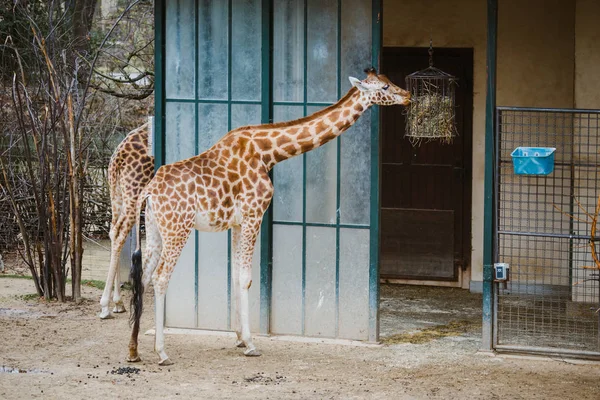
left=129, top=247, right=143, bottom=328
left=129, top=194, right=146, bottom=328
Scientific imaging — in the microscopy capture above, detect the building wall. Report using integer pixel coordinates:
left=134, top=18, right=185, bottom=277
left=384, top=0, right=576, bottom=287
left=575, top=0, right=600, bottom=109
left=497, top=0, right=575, bottom=108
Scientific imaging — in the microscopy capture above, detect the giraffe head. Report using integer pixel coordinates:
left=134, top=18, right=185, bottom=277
left=349, top=67, right=411, bottom=106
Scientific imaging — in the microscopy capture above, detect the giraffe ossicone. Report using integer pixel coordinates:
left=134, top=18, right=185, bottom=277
left=127, top=69, right=411, bottom=365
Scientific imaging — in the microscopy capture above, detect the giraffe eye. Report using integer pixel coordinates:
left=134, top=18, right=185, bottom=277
left=382, top=84, right=389, bottom=90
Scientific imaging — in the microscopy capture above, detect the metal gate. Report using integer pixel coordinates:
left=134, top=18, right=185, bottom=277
left=494, top=107, right=600, bottom=357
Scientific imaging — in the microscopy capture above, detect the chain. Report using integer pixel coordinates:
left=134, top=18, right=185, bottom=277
left=428, top=38, right=434, bottom=67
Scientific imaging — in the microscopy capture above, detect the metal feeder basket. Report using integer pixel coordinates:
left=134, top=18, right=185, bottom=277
left=404, top=43, right=458, bottom=146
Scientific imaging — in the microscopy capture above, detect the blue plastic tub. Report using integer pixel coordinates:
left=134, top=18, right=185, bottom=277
left=510, top=147, right=556, bottom=175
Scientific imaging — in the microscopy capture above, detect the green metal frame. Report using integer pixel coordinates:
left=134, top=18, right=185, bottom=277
left=481, top=0, right=498, bottom=351
left=259, top=0, right=274, bottom=335
left=369, top=0, right=382, bottom=343
left=154, top=0, right=166, bottom=170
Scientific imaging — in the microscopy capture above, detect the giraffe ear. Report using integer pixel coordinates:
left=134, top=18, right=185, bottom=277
left=349, top=76, right=369, bottom=92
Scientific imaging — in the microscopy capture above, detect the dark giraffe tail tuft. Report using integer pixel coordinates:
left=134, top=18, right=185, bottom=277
left=129, top=248, right=144, bottom=327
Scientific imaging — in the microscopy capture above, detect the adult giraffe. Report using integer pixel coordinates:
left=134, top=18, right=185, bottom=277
left=99, top=123, right=154, bottom=319
left=128, top=69, right=411, bottom=365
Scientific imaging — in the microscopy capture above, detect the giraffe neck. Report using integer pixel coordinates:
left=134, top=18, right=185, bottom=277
left=257, top=87, right=370, bottom=170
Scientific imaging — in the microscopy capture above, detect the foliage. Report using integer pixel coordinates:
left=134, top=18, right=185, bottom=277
left=0, top=274, right=33, bottom=280
left=91, top=0, right=155, bottom=101
left=0, top=0, right=153, bottom=302
left=82, top=279, right=106, bottom=290
left=20, top=293, right=40, bottom=301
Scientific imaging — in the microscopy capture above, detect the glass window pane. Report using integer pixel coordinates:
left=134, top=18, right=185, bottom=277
left=165, top=0, right=196, bottom=99
left=340, top=111, right=371, bottom=225
left=339, top=0, right=372, bottom=225
left=230, top=233, right=262, bottom=333
left=165, top=102, right=196, bottom=163
left=166, top=234, right=196, bottom=328
left=273, top=105, right=304, bottom=222
left=273, top=0, right=304, bottom=102
left=198, top=1, right=229, bottom=100
left=341, top=0, right=372, bottom=93
left=271, top=225, right=303, bottom=335
left=231, top=0, right=261, bottom=101
left=198, top=104, right=229, bottom=153
left=306, top=106, right=337, bottom=224
left=197, top=231, right=229, bottom=330
left=338, top=228, right=369, bottom=340
left=307, top=0, right=338, bottom=103
left=305, top=227, right=337, bottom=337
left=231, top=104, right=262, bottom=130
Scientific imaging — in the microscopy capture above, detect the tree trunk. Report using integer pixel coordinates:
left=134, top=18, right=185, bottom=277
left=72, top=0, right=99, bottom=57
left=67, top=94, right=84, bottom=303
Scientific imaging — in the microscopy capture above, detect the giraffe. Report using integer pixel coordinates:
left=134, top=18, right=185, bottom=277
left=127, top=68, right=411, bottom=365
left=98, top=123, right=154, bottom=319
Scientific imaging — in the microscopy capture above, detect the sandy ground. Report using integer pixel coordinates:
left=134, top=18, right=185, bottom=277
left=1, top=277, right=600, bottom=400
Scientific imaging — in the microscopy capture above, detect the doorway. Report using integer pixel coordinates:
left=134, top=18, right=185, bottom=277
left=380, top=47, right=473, bottom=286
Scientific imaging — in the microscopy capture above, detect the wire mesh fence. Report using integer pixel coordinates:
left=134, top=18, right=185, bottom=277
left=495, top=107, right=600, bottom=356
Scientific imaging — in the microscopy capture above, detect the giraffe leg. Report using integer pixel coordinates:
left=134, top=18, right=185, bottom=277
left=231, top=225, right=245, bottom=348
left=142, top=202, right=162, bottom=288
left=99, top=214, right=134, bottom=319
left=152, top=232, right=190, bottom=365
left=236, top=220, right=262, bottom=357
left=101, top=169, right=124, bottom=319
left=153, top=286, right=172, bottom=366
left=127, top=303, right=142, bottom=363
left=127, top=203, right=162, bottom=363
left=112, top=262, right=126, bottom=313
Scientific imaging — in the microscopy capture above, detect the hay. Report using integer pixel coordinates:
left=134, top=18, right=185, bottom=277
left=405, top=92, right=457, bottom=146
left=381, top=320, right=481, bottom=345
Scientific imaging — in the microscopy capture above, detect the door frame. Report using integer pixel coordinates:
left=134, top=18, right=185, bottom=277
left=379, top=46, right=473, bottom=289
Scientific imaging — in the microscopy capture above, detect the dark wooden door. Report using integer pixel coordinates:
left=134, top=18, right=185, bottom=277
left=380, top=47, right=473, bottom=281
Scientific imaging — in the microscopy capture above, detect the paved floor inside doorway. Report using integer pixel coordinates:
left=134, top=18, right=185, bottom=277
left=379, top=284, right=483, bottom=342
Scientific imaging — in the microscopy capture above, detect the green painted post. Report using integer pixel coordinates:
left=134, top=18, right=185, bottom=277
left=481, top=0, right=498, bottom=352
left=153, top=0, right=165, bottom=171
left=259, top=0, right=274, bottom=336
left=368, top=0, right=382, bottom=343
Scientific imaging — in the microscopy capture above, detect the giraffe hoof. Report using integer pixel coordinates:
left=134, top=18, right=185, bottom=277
left=243, top=348, right=261, bottom=357
left=158, top=357, right=173, bottom=366
left=113, top=303, right=126, bottom=313
left=127, top=356, right=141, bottom=363
left=98, top=309, right=114, bottom=319
left=235, top=340, right=246, bottom=348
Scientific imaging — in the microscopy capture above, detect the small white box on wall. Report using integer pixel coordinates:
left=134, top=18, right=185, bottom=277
left=494, top=263, right=510, bottom=281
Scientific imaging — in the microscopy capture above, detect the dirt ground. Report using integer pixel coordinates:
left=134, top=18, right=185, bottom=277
left=2, top=277, right=600, bottom=400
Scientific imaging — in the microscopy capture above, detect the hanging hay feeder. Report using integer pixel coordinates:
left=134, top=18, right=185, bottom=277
left=405, top=43, right=458, bottom=146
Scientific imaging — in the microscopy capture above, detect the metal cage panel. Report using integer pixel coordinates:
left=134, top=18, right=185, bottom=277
left=495, top=107, right=600, bottom=357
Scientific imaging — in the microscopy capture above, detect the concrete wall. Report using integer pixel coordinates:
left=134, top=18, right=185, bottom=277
left=497, top=0, right=575, bottom=108
left=575, top=0, right=600, bottom=109
left=384, top=0, right=579, bottom=288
